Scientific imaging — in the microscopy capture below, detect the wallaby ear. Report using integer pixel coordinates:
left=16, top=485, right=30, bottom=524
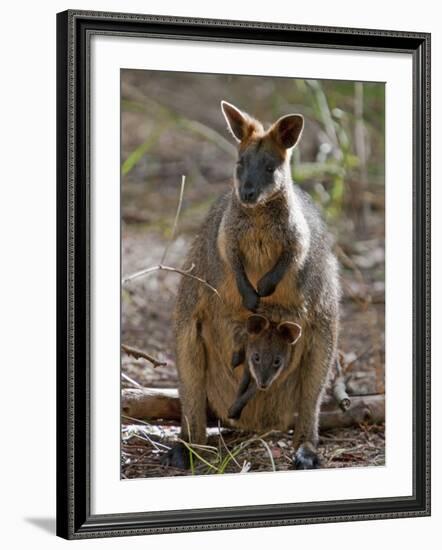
left=246, top=314, right=270, bottom=336
left=271, top=114, right=304, bottom=149
left=221, top=100, right=251, bottom=143
left=277, top=321, right=302, bottom=345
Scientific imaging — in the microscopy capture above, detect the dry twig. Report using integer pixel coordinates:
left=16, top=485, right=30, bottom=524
left=122, top=175, right=221, bottom=299
left=121, top=371, right=143, bottom=388
left=122, top=263, right=221, bottom=299
left=160, top=175, right=186, bottom=265
left=121, top=344, right=167, bottom=368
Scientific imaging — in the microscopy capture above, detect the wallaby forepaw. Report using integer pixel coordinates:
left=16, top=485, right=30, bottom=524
left=231, top=349, right=245, bottom=368
left=293, top=444, right=320, bottom=470
left=242, top=291, right=260, bottom=312
left=256, top=277, right=276, bottom=297
left=227, top=405, right=241, bottom=421
left=161, top=443, right=190, bottom=470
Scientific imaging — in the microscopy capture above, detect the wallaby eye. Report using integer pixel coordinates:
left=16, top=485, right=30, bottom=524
left=266, top=164, right=275, bottom=173
left=252, top=352, right=260, bottom=364
left=273, top=357, right=282, bottom=368
left=237, top=157, right=244, bottom=168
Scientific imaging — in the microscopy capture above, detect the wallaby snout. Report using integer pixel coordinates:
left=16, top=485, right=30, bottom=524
left=239, top=183, right=258, bottom=205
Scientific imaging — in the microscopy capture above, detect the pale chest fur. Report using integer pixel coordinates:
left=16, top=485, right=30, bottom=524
left=239, top=224, right=282, bottom=275
left=217, top=214, right=304, bottom=312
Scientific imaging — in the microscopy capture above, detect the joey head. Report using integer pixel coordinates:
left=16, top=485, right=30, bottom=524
left=228, top=314, right=302, bottom=420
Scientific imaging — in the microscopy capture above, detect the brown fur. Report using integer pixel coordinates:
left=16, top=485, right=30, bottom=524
left=228, top=315, right=302, bottom=420
left=172, top=103, right=340, bottom=468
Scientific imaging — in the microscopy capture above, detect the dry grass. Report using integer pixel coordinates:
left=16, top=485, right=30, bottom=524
left=121, top=420, right=385, bottom=479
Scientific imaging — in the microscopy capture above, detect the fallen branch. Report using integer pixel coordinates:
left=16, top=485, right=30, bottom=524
left=320, top=394, right=384, bottom=430
left=121, top=344, right=167, bottom=368
left=121, top=387, right=384, bottom=430
left=122, top=388, right=181, bottom=420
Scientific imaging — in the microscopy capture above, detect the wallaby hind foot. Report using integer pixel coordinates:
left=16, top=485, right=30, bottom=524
left=161, top=442, right=190, bottom=470
left=293, top=443, right=320, bottom=470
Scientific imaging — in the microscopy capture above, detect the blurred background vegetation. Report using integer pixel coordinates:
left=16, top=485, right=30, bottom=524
left=121, top=70, right=384, bottom=236
left=121, top=70, right=385, bottom=476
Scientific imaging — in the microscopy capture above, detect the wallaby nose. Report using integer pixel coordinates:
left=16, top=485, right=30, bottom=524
left=241, top=187, right=256, bottom=203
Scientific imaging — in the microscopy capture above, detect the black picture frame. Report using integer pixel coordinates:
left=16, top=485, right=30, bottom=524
left=56, top=9, right=431, bottom=540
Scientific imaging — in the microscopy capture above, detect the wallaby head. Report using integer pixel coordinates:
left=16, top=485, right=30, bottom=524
left=245, top=314, right=302, bottom=390
left=221, top=101, right=304, bottom=208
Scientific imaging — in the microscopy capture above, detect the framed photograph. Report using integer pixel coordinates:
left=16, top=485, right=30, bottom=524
left=56, top=10, right=431, bottom=539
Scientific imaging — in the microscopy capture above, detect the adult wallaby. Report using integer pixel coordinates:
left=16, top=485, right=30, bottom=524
left=163, top=101, right=340, bottom=470
left=228, top=314, right=302, bottom=421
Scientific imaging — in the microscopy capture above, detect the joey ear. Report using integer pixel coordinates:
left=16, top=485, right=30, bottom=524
left=271, top=114, right=304, bottom=149
left=246, top=314, right=270, bottom=336
left=277, top=321, right=302, bottom=345
left=221, top=100, right=251, bottom=142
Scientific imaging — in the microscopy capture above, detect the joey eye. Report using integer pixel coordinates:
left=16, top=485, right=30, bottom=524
left=273, top=357, right=282, bottom=368
left=252, top=352, right=260, bottom=363
left=266, top=165, right=275, bottom=173
left=236, top=158, right=244, bottom=168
